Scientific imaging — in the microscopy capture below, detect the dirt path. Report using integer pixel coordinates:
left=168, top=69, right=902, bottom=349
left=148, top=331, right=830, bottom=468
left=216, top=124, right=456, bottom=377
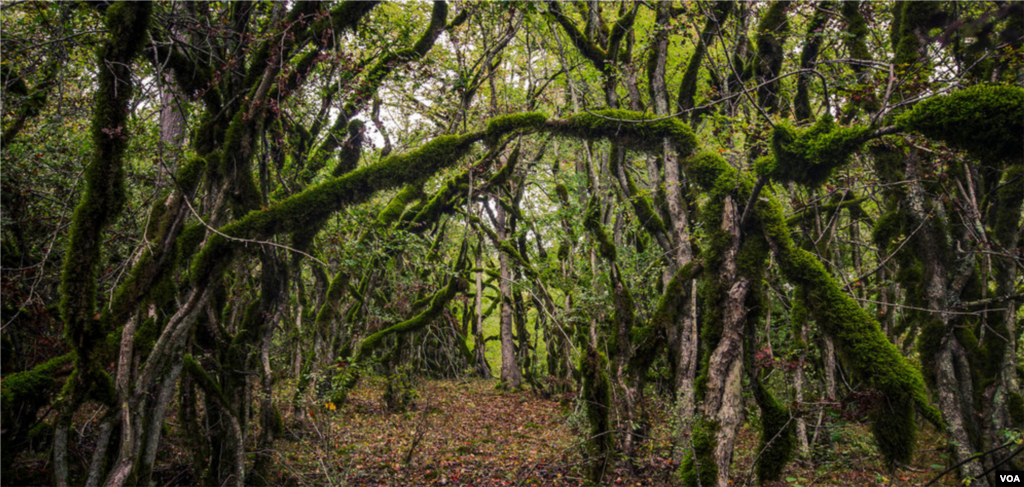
left=267, top=378, right=957, bottom=487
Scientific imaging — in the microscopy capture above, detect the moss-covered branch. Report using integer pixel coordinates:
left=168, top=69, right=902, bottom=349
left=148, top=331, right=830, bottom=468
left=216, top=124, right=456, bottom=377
left=340, top=1, right=449, bottom=119
left=896, top=84, right=1024, bottom=163
left=629, top=262, right=701, bottom=375
left=1, top=353, right=73, bottom=471
left=677, top=2, right=732, bottom=115
left=686, top=150, right=940, bottom=467
left=548, top=109, right=698, bottom=155
left=354, top=275, right=467, bottom=364
left=755, top=1, right=790, bottom=113
left=547, top=1, right=607, bottom=72
left=794, top=2, right=833, bottom=122
left=182, top=354, right=233, bottom=415
left=194, top=108, right=698, bottom=327
left=60, top=1, right=152, bottom=370
left=756, top=115, right=872, bottom=188
left=757, top=188, right=942, bottom=466
left=892, top=2, right=941, bottom=68
left=193, top=132, right=478, bottom=283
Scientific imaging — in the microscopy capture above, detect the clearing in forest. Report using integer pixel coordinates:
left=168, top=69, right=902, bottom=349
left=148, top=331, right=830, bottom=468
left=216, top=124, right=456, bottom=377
left=266, top=378, right=959, bottom=487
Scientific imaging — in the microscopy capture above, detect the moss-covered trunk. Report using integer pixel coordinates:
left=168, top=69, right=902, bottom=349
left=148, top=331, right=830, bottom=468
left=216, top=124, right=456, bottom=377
left=692, top=195, right=751, bottom=487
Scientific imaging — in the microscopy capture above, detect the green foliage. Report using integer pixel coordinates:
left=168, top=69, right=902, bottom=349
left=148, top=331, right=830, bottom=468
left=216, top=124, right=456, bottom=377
left=897, top=84, right=1024, bottom=163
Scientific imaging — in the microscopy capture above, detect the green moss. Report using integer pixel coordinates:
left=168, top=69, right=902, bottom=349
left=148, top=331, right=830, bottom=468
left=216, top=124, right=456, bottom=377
left=843, top=2, right=871, bottom=64
left=624, top=175, right=667, bottom=234
left=685, top=151, right=736, bottom=190
left=685, top=148, right=936, bottom=467
left=871, top=210, right=905, bottom=249
left=329, top=120, right=365, bottom=178
left=353, top=276, right=467, bottom=363
left=547, top=1, right=607, bottom=73
left=755, top=1, right=790, bottom=113
left=486, top=143, right=521, bottom=188
left=177, top=156, right=206, bottom=195
left=183, top=354, right=231, bottom=412
left=554, top=183, right=570, bottom=203
left=1, top=353, right=74, bottom=470
left=556, top=242, right=570, bottom=262
left=191, top=130, right=483, bottom=284
left=757, top=195, right=941, bottom=467
left=579, top=344, right=613, bottom=484
left=410, top=177, right=465, bottom=230
left=897, top=85, right=1024, bottom=163
left=60, top=2, right=152, bottom=375
left=133, top=316, right=160, bottom=356
left=676, top=36, right=707, bottom=113
left=794, top=1, right=832, bottom=121
left=753, top=380, right=796, bottom=482
left=893, top=2, right=940, bottom=67
left=485, top=112, right=548, bottom=145
left=583, top=196, right=616, bottom=262
left=679, top=418, right=718, bottom=487
left=993, top=165, right=1024, bottom=249
left=762, top=115, right=872, bottom=187
left=553, top=109, right=698, bottom=156
left=378, top=185, right=422, bottom=225
left=630, top=263, right=700, bottom=375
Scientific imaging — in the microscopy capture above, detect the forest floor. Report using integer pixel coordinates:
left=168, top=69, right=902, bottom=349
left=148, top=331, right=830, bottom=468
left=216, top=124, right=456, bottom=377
left=5, top=377, right=960, bottom=486
left=262, top=377, right=959, bottom=487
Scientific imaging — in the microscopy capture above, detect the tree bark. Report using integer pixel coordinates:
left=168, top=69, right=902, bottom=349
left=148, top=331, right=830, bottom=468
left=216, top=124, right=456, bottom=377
left=495, top=201, right=522, bottom=388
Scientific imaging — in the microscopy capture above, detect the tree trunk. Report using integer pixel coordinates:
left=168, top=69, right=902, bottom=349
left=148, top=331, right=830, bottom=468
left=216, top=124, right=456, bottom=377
left=473, top=245, right=493, bottom=378
left=495, top=202, right=522, bottom=388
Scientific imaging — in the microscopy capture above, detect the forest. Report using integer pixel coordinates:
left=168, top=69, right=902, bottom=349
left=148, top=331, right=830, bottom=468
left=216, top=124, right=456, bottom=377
left=1, top=1, right=1022, bottom=486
